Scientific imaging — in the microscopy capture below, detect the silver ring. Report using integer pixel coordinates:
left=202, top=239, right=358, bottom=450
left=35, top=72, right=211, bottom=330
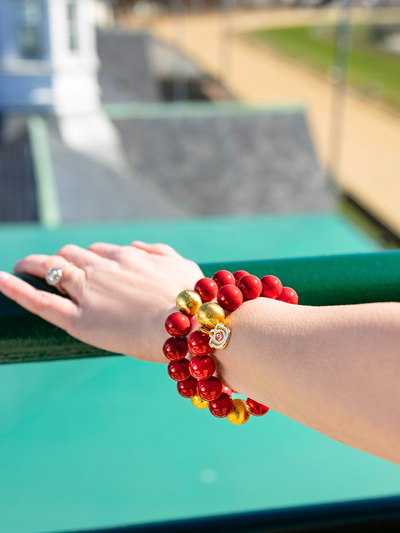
left=45, top=262, right=73, bottom=287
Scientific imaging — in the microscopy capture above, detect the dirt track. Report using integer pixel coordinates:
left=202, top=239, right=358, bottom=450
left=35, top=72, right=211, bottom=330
left=125, top=8, right=400, bottom=235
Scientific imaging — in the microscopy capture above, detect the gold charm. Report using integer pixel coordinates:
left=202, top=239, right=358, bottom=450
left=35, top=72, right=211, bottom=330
left=176, top=290, right=202, bottom=316
left=191, top=395, right=209, bottom=409
left=209, top=323, right=231, bottom=350
left=227, top=399, right=251, bottom=425
left=198, top=323, right=231, bottom=350
left=197, top=302, right=225, bottom=330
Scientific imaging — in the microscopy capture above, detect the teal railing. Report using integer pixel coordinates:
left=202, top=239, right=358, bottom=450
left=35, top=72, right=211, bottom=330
left=1, top=250, right=400, bottom=365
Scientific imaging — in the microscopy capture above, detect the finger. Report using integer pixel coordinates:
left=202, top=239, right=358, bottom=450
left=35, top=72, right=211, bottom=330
left=15, top=254, right=77, bottom=278
left=14, top=255, right=84, bottom=298
left=87, top=242, right=123, bottom=260
left=56, top=244, right=102, bottom=268
left=0, top=272, right=78, bottom=331
left=131, top=241, right=182, bottom=258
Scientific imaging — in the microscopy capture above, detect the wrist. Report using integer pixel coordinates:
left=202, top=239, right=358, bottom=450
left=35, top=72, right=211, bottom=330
left=143, top=300, right=176, bottom=364
left=149, top=304, right=200, bottom=364
left=160, top=269, right=300, bottom=424
left=216, top=297, right=308, bottom=408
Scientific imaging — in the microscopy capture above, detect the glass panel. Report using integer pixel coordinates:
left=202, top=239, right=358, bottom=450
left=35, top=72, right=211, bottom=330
left=67, top=0, right=79, bottom=52
left=17, top=0, right=42, bottom=59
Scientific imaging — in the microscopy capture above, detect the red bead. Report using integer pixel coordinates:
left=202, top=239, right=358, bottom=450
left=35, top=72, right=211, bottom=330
left=188, top=330, right=212, bottom=356
left=217, top=284, right=243, bottom=311
left=209, top=393, right=234, bottom=418
left=189, top=355, right=215, bottom=380
left=197, top=377, right=223, bottom=401
left=163, top=337, right=188, bottom=361
left=233, top=270, right=250, bottom=286
left=277, top=287, right=298, bottom=305
left=247, top=398, right=270, bottom=416
left=177, top=376, right=198, bottom=398
left=194, top=278, right=218, bottom=302
left=260, top=275, right=283, bottom=299
left=238, top=275, right=262, bottom=300
left=212, top=270, right=235, bottom=289
left=222, top=385, right=233, bottom=397
left=165, top=312, right=191, bottom=337
left=167, top=359, right=190, bottom=382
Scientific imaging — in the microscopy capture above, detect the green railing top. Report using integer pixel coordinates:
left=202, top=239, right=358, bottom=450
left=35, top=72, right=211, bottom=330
left=0, top=212, right=382, bottom=364
left=1, top=250, right=400, bottom=364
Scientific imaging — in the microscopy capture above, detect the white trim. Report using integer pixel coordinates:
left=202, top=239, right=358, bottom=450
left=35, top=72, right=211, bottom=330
left=0, top=0, right=99, bottom=115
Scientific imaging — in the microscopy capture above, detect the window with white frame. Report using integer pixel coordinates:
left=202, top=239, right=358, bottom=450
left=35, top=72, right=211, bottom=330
left=17, top=0, right=42, bottom=59
left=67, top=1, right=79, bottom=52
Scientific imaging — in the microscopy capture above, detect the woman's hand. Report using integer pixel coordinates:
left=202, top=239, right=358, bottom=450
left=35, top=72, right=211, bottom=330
left=0, top=241, right=203, bottom=363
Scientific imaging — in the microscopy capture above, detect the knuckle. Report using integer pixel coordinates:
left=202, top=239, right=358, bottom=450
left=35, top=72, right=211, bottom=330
left=33, top=291, right=52, bottom=313
left=8, top=280, right=21, bottom=298
left=65, top=306, right=80, bottom=333
left=154, top=243, right=169, bottom=253
left=45, top=256, right=57, bottom=270
left=88, top=242, right=103, bottom=251
left=58, top=244, right=78, bottom=256
left=45, top=255, right=65, bottom=271
left=88, top=259, right=107, bottom=274
left=115, top=246, right=129, bottom=260
left=61, top=267, right=77, bottom=284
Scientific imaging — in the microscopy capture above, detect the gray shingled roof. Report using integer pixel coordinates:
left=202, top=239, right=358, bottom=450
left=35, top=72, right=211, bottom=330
left=0, top=25, right=334, bottom=225
left=113, top=108, right=334, bottom=215
left=97, top=31, right=159, bottom=103
left=1, top=105, right=333, bottom=224
left=48, top=132, right=182, bottom=223
left=0, top=112, right=182, bottom=225
left=0, top=119, right=38, bottom=223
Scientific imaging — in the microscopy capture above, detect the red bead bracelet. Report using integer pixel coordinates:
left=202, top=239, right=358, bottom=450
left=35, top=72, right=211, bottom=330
left=163, top=270, right=298, bottom=425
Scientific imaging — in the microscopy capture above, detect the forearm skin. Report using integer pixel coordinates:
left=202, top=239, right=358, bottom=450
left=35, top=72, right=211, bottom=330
left=218, top=299, right=400, bottom=464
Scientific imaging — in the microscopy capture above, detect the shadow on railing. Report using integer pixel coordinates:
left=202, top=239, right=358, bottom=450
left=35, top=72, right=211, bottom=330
left=1, top=251, right=400, bottom=365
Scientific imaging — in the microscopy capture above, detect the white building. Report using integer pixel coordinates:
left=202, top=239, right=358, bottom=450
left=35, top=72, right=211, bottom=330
left=0, top=0, right=100, bottom=115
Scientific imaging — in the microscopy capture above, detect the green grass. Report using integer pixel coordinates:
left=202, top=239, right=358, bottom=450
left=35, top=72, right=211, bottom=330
left=252, top=24, right=400, bottom=109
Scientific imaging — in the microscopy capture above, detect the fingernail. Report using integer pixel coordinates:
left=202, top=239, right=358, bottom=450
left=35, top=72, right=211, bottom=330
left=0, top=272, right=9, bottom=283
left=132, top=240, right=145, bottom=245
left=14, top=260, right=22, bottom=270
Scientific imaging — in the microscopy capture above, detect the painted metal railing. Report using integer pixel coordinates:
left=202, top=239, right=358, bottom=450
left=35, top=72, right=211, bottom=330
left=1, top=250, right=400, bottom=365
left=61, top=495, right=400, bottom=533
left=2, top=250, right=400, bottom=532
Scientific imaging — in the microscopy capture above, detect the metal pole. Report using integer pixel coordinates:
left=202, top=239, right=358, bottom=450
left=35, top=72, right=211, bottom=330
left=171, top=0, right=189, bottom=101
left=219, top=0, right=234, bottom=101
left=327, top=0, right=352, bottom=182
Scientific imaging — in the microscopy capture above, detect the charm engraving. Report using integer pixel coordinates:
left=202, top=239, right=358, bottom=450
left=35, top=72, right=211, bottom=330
left=209, top=323, right=231, bottom=350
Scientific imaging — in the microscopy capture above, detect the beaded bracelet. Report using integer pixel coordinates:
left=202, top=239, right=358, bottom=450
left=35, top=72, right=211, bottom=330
left=163, top=270, right=298, bottom=426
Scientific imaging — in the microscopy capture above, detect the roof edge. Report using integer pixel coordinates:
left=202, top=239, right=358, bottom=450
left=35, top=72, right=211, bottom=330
left=27, top=116, right=61, bottom=228
left=102, top=101, right=305, bottom=120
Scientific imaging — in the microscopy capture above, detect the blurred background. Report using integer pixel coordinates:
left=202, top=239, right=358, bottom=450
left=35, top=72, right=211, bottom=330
left=1, top=0, right=400, bottom=246
left=2, top=1, right=400, bottom=533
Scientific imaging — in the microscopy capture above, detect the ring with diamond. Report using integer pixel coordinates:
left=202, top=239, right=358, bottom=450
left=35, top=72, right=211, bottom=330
left=45, top=262, right=73, bottom=288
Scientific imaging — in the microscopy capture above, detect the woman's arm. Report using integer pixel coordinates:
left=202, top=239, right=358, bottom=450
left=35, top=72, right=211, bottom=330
left=0, top=242, right=399, bottom=464
left=221, top=298, right=400, bottom=464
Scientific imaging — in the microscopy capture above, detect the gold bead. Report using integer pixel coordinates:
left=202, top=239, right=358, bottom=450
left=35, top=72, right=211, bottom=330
left=191, top=395, right=209, bottom=409
left=176, top=290, right=202, bottom=316
left=197, top=302, right=225, bottom=330
left=227, top=399, right=251, bottom=425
